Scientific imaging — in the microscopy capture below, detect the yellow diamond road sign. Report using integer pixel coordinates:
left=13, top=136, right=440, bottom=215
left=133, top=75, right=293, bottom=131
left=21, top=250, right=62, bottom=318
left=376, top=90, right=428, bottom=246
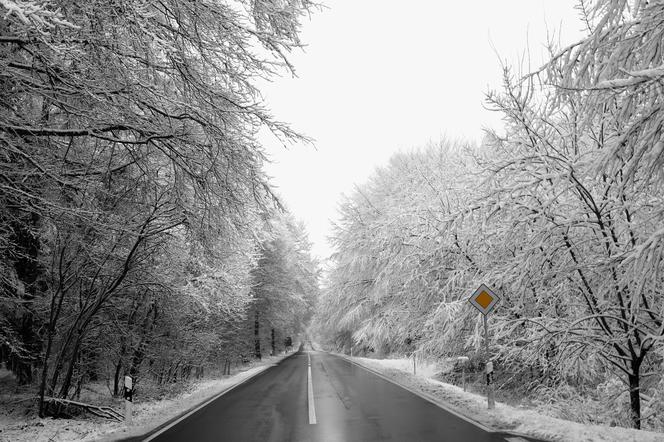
left=469, top=284, right=500, bottom=315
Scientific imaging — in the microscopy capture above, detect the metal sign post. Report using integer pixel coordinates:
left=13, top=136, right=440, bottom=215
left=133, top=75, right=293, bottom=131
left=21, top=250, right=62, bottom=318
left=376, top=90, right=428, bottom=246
left=483, top=314, right=495, bottom=409
left=468, top=284, right=500, bottom=410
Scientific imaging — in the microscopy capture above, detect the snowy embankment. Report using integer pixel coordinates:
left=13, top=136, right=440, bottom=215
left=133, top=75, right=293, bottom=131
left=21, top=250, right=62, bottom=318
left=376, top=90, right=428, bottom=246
left=0, top=353, right=293, bottom=442
left=343, top=355, right=664, bottom=442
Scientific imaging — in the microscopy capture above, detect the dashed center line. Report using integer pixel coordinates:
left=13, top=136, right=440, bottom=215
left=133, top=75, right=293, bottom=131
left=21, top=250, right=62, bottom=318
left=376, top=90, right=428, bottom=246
left=308, top=353, right=317, bottom=424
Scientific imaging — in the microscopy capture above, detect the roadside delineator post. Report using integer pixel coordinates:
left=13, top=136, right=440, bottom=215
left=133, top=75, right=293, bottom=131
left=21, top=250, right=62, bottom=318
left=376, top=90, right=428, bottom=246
left=457, top=356, right=469, bottom=391
left=123, top=375, right=134, bottom=426
left=468, top=283, right=501, bottom=410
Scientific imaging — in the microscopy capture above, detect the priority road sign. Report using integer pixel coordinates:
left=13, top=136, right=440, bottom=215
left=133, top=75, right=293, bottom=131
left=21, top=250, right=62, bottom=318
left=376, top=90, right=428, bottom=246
left=468, top=283, right=500, bottom=316
left=468, top=283, right=499, bottom=409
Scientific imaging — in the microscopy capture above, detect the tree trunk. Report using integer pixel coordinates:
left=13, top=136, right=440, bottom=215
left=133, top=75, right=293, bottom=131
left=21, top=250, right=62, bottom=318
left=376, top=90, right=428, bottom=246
left=9, top=215, right=42, bottom=386
left=112, top=298, right=141, bottom=397
left=58, top=332, right=84, bottom=399
left=82, top=346, right=98, bottom=382
left=628, top=372, right=641, bottom=429
left=254, top=310, right=261, bottom=360
left=113, top=358, right=123, bottom=397
left=48, top=313, right=84, bottom=395
left=129, top=303, right=157, bottom=380
left=39, top=284, right=67, bottom=417
left=74, top=375, right=82, bottom=400
left=129, top=345, right=145, bottom=379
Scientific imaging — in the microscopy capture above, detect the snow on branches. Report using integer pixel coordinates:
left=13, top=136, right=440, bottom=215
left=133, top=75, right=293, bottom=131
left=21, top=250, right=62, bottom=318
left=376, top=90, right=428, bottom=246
left=1, top=0, right=77, bottom=33
left=321, top=2, right=664, bottom=429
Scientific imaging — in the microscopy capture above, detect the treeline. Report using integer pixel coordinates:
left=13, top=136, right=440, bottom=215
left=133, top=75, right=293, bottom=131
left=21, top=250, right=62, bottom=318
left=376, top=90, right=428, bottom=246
left=316, top=0, right=664, bottom=431
left=0, top=0, right=317, bottom=416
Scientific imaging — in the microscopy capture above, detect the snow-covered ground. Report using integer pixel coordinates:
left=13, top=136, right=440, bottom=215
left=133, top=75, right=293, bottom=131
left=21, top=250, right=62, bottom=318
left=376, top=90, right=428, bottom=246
left=344, top=355, right=664, bottom=442
left=0, top=353, right=293, bottom=442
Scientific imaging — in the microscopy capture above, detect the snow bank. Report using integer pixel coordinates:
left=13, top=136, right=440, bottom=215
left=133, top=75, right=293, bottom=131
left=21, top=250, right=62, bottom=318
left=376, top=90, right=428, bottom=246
left=345, top=355, right=664, bottom=442
left=357, top=356, right=439, bottom=379
left=0, top=354, right=292, bottom=442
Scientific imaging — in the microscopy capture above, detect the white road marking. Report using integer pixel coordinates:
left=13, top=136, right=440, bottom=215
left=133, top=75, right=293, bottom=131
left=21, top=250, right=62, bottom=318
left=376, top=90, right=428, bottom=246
left=307, top=354, right=317, bottom=424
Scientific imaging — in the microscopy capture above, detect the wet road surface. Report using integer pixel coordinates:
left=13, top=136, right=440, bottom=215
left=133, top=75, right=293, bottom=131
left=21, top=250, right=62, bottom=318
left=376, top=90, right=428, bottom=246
left=140, top=350, right=533, bottom=442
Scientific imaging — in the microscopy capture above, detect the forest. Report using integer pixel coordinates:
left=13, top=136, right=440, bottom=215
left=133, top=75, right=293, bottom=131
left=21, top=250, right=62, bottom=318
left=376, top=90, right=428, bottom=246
left=315, top=0, right=664, bottom=432
left=0, top=0, right=318, bottom=419
left=2, top=0, right=664, bottom=439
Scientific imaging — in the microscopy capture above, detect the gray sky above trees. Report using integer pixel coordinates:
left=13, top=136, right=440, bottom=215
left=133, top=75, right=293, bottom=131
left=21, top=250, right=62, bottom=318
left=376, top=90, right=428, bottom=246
left=259, top=0, right=583, bottom=261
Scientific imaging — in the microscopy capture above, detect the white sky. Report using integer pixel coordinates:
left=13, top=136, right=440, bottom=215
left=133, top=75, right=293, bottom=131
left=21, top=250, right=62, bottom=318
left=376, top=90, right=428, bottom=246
left=259, top=1, right=585, bottom=261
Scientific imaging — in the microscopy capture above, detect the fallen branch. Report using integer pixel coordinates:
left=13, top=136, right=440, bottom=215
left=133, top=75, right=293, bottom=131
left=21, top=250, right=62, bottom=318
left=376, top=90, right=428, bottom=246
left=42, top=396, right=124, bottom=421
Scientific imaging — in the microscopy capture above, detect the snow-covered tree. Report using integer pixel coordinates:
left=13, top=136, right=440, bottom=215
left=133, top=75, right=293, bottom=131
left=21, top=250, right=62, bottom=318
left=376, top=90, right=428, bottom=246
left=319, top=142, right=489, bottom=357
left=488, top=0, right=664, bottom=428
left=250, top=212, right=319, bottom=359
left=484, top=64, right=664, bottom=428
left=0, top=0, right=316, bottom=416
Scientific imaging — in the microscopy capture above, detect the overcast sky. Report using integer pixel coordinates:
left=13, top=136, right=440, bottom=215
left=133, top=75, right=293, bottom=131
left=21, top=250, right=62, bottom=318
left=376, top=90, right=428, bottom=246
left=259, top=1, right=585, bottom=261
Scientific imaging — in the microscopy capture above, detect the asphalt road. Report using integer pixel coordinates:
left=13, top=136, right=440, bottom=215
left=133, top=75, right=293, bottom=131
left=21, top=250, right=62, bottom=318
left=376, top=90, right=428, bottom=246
left=142, top=349, right=530, bottom=442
